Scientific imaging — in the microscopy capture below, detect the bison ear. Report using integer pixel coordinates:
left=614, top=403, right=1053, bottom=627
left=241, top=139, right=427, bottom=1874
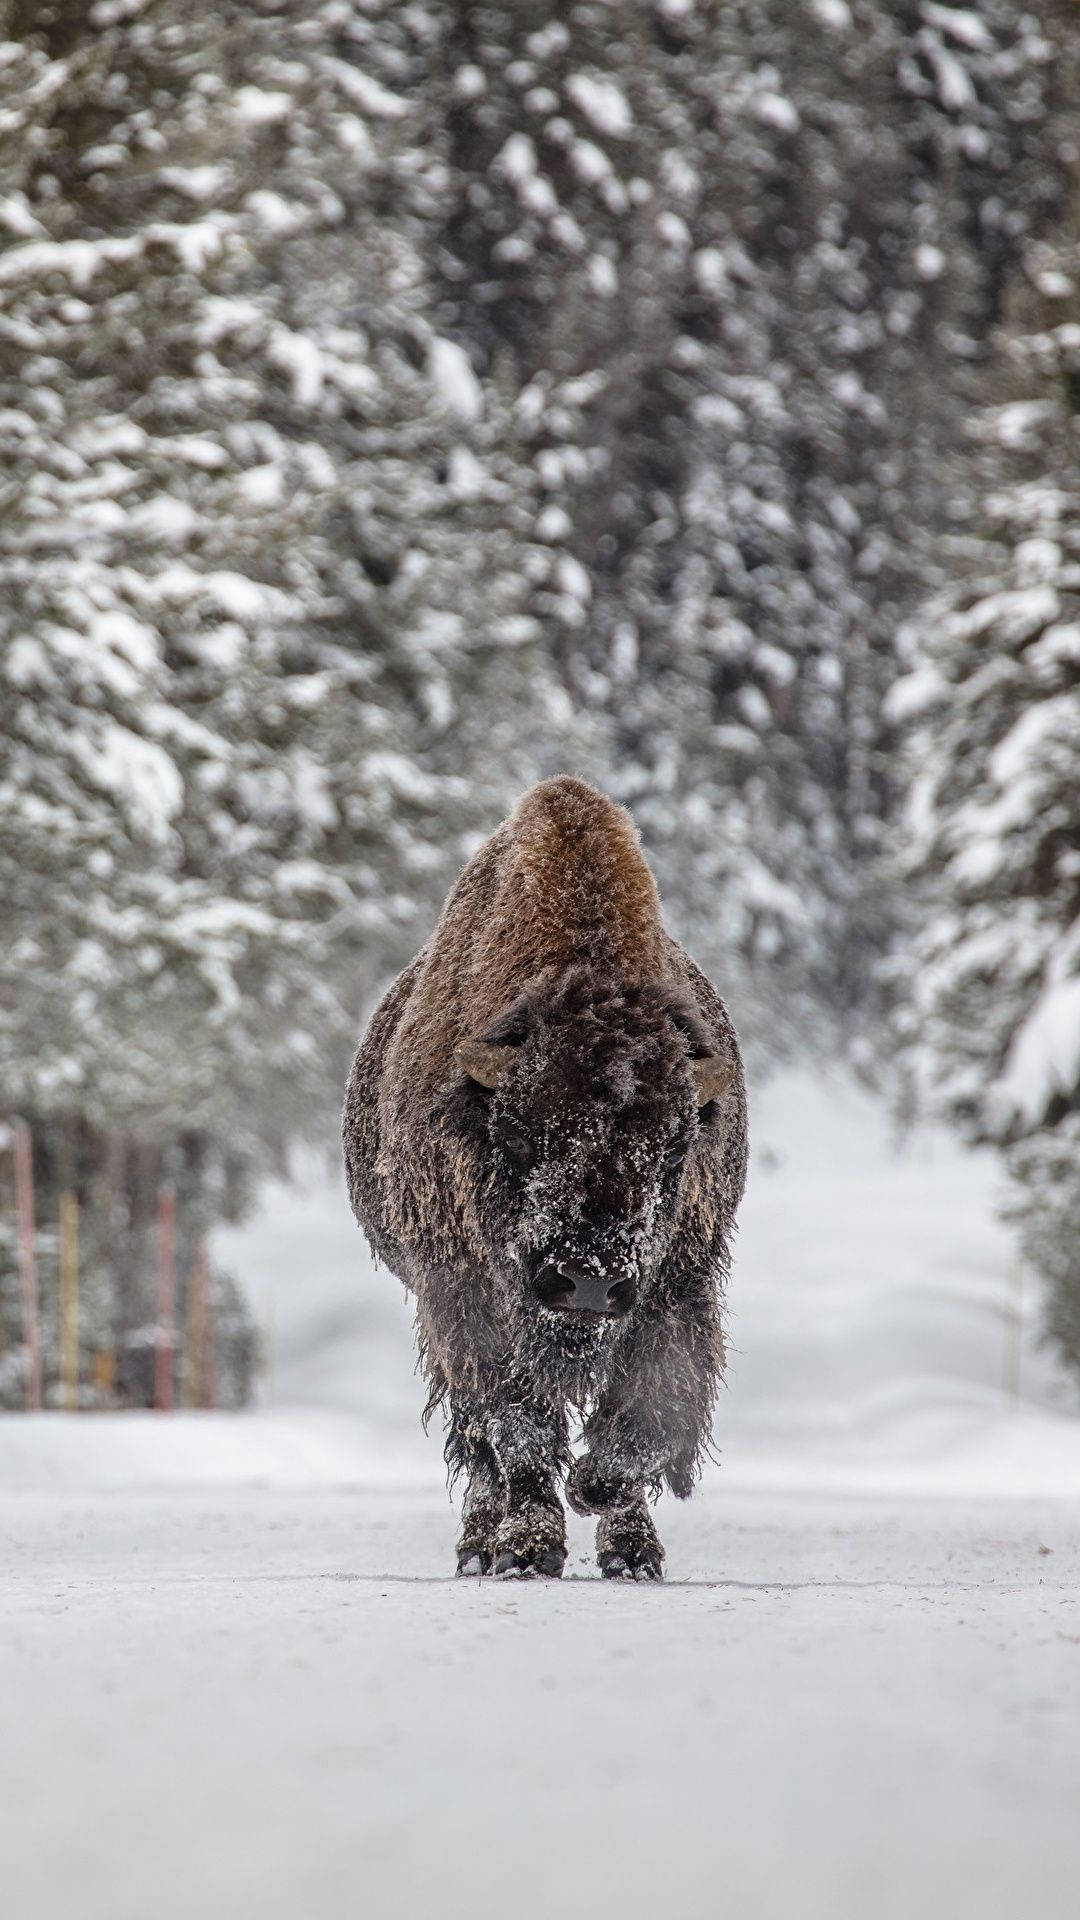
left=692, top=1055, right=734, bottom=1108
left=454, top=1038, right=516, bottom=1089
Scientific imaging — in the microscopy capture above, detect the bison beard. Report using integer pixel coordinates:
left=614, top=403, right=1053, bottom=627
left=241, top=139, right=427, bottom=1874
left=343, top=778, right=748, bottom=1578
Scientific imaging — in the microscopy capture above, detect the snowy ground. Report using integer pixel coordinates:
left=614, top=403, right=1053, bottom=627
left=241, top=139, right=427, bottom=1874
left=3, top=1072, right=1080, bottom=1918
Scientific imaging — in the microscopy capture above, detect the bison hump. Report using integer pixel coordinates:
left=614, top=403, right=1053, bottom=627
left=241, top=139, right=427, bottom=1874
left=479, top=776, right=666, bottom=987
left=381, top=779, right=673, bottom=1112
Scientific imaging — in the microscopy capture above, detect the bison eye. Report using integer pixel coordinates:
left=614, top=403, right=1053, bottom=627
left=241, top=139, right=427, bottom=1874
left=496, top=1124, right=536, bottom=1171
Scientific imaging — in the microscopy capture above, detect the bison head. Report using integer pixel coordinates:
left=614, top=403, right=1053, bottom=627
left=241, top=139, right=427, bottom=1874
left=436, top=968, right=732, bottom=1329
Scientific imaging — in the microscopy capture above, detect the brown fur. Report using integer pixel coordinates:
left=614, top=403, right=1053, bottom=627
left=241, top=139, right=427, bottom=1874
left=343, top=777, right=748, bottom=1577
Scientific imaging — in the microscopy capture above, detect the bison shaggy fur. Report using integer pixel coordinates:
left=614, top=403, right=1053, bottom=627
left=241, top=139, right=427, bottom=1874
left=343, top=777, right=748, bottom=1578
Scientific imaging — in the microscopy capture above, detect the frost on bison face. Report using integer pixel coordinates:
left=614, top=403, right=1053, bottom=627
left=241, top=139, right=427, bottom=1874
left=343, top=777, right=747, bottom=1581
left=436, top=970, right=731, bottom=1379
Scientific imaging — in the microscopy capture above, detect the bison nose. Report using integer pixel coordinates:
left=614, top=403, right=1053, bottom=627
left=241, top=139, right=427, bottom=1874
left=532, top=1260, right=635, bottom=1318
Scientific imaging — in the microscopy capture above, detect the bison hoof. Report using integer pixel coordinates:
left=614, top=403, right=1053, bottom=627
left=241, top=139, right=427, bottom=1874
left=494, top=1546, right=566, bottom=1579
left=566, top=1454, right=637, bottom=1517
left=491, top=1500, right=566, bottom=1578
left=596, top=1503, right=665, bottom=1581
left=456, top=1548, right=491, bottom=1577
left=599, top=1550, right=663, bottom=1582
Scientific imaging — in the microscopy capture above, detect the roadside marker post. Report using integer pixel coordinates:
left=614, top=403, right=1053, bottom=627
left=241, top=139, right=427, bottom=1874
left=91, top=1349, right=116, bottom=1401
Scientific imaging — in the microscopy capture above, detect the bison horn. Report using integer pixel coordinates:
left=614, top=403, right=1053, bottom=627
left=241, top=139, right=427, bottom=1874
left=454, top=1038, right=515, bottom=1089
left=692, top=1055, right=734, bottom=1107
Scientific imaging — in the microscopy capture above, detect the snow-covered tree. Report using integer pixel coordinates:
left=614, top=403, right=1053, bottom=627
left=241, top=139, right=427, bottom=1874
left=0, top=1, right=580, bottom=1136
left=425, top=0, right=1071, bottom=1043
left=0, top=0, right=584, bottom=1376
left=889, top=217, right=1080, bottom=1381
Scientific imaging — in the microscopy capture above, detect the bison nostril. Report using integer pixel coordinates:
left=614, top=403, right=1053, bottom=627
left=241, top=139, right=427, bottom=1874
left=605, top=1278, right=634, bottom=1316
left=532, top=1263, right=576, bottom=1310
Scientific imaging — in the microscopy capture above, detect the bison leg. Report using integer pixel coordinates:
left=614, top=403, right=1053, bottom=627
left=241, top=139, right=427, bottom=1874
left=567, top=1279, right=723, bottom=1559
left=596, top=1500, right=664, bottom=1581
left=456, top=1436, right=504, bottom=1578
left=488, top=1400, right=568, bottom=1578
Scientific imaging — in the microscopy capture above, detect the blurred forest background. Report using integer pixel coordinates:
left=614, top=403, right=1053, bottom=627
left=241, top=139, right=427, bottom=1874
left=1, top=0, right=1079, bottom=1408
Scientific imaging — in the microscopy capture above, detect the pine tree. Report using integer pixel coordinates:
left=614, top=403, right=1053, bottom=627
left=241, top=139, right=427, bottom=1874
left=0, top=0, right=579, bottom=1132
left=424, top=0, right=1072, bottom=1044
left=0, top=0, right=584, bottom=1383
left=890, top=206, right=1080, bottom=1382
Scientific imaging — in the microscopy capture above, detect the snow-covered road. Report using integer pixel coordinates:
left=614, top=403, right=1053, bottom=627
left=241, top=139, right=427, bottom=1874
left=5, top=1071, right=1080, bottom=1917
left=3, top=1464, right=1078, bottom=1920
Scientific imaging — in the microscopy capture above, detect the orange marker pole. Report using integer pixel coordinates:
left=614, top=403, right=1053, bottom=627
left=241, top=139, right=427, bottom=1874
left=155, top=1186, right=176, bottom=1412
left=59, top=1190, right=79, bottom=1411
left=13, top=1121, right=42, bottom=1411
left=92, top=1348, right=116, bottom=1401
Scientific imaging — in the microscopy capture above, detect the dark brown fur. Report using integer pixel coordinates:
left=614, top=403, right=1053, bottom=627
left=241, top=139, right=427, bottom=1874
left=343, top=777, right=748, bottom=1578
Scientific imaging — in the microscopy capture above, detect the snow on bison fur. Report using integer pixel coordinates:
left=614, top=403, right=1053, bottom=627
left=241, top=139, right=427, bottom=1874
left=343, top=777, right=748, bottom=1579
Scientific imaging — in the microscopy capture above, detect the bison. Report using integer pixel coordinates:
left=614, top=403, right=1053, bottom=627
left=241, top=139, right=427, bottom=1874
left=343, top=776, right=748, bottom=1578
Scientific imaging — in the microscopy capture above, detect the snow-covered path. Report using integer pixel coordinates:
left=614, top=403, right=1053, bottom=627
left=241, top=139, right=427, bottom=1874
left=5, top=1071, right=1080, bottom=1917
left=3, top=1467, right=1078, bottom=1920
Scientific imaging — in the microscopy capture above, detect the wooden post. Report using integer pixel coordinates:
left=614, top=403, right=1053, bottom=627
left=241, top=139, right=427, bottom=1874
left=155, top=1186, right=176, bottom=1413
left=183, top=1242, right=210, bottom=1409
left=12, top=1120, right=42, bottom=1412
left=91, top=1349, right=116, bottom=1401
left=59, top=1190, right=79, bottom=1412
